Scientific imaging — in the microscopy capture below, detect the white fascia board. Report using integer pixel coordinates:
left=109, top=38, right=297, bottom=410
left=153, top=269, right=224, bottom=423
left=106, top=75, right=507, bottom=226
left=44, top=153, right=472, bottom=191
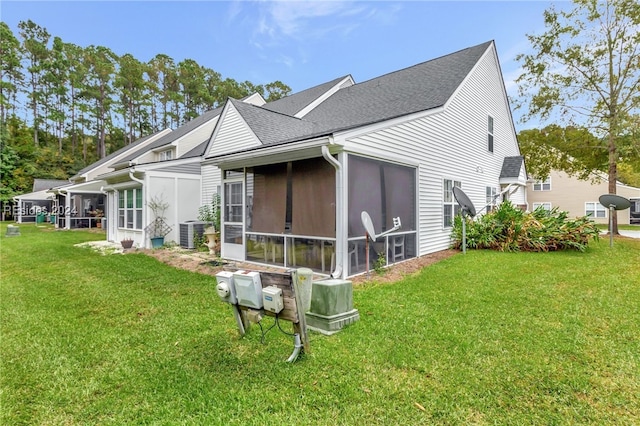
left=243, top=92, right=267, bottom=106
left=136, top=156, right=201, bottom=171
left=62, top=180, right=107, bottom=194
left=203, top=136, right=333, bottom=169
left=96, top=168, right=133, bottom=181
left=14, top=189, right=55, bottom=201
left=204, top=101, right=260, bottom=158
left=295, top=75, right=356, bottom=118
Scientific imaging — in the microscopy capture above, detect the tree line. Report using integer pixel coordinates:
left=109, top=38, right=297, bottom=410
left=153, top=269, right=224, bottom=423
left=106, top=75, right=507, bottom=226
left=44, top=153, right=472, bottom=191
left=0, top=19, right=290, bottom=160
left=0, top=19, right=291, bottom=202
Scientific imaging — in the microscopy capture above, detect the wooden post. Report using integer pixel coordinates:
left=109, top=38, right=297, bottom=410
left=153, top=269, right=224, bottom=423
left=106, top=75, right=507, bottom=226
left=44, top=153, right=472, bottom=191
left=291, top=269, right=310, bottom=354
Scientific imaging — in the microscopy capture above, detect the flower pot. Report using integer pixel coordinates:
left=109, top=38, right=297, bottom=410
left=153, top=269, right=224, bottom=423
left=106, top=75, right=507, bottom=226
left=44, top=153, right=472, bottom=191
left=150, top=237, right=164, bottom=248
left=121, top=240, right=134, bottom=249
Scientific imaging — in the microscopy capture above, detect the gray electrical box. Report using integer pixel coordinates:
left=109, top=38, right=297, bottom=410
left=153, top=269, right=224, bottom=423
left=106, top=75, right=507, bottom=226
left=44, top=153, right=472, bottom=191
left=262, top=286, right=284, bottom=313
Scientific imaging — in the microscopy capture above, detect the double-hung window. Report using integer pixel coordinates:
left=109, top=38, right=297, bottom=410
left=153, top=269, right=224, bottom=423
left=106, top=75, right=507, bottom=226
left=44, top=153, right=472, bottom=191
left=443, top=179, right=462, bottom=227
left=118, top=188, right=143, bottom=229
left=585, top=202, right=606, bottom=218
left=533, top=178, right=551, bottom=191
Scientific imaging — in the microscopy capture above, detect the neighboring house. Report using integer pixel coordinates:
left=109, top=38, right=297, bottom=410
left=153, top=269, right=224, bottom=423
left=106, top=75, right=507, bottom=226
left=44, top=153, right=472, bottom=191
left=47, top=129, right=172, bottom=230
left=528, top=169, right=640, bottom=225
left=200, top=41, right=527, bottom=278
left=96, top=93, right=267, bottom=248
left=13, top=179, right=69, bottom=223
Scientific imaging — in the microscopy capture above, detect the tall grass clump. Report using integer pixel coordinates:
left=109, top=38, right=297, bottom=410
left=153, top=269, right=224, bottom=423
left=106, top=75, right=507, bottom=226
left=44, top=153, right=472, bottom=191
left=452, top=202, right=600, bottom=252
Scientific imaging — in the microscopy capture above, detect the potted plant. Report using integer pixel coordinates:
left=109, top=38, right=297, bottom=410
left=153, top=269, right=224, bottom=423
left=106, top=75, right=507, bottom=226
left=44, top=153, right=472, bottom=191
left=121, top=238, right=134, bottom=249
left=90, top=209, right=104, bottom=228
left=198, top=194, right=221, bottom=255
left=145, top=194, right=173, bottom=248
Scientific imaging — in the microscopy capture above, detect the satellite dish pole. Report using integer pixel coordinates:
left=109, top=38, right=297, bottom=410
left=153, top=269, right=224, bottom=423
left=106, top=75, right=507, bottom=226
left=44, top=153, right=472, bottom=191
left=599, top=194, right=631, bottom=248
left=361, top=211, right=401, bottom=276
left=452, top=187, right=477, bottom=254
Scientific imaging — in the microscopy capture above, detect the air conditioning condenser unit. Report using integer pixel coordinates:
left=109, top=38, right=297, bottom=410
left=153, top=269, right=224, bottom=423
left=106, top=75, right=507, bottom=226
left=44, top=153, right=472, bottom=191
left=179, top=220, right=207, bottom=249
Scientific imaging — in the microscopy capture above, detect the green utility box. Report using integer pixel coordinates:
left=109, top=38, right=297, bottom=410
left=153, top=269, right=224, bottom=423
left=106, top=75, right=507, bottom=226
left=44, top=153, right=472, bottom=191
left=305, top=279, right=359, bottom=335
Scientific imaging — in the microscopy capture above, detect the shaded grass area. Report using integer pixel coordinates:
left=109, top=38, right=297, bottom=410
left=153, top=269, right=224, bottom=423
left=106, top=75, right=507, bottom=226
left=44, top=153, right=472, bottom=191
left=1, top=224, right=639, bottom=424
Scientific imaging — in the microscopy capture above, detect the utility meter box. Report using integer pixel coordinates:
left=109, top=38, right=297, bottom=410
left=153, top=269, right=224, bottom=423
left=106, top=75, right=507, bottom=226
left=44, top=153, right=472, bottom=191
left=262, top=286, right=284, bottom=314
left=215, top=271, right=239, bottom=304
left=233, top=271, right=263, bottom=309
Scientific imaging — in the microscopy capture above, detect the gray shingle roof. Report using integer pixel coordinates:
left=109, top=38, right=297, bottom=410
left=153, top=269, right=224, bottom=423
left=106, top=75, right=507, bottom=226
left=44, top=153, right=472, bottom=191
left=500, top=156, right=524, bottom=179
left=304, top=41, right=492, bottom=133
left=180, top=140, right=209, bottom=159
left=230, top=99, right=319, bottom=145
left=72, top=129, right=169, bottom=178
left=33, top=179, right=69, bottom=191
left=227, top=41, right=492, bottom=150
left=262, top=75, right=350, bottom=116
left=116, top=107, right=224, bottom=165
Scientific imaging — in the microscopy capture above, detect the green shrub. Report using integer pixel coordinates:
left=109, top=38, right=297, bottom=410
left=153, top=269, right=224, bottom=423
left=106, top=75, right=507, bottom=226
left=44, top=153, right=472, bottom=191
left=373, top=251, right=387, bottom=275
left=452, top=202, right=600, bottom=252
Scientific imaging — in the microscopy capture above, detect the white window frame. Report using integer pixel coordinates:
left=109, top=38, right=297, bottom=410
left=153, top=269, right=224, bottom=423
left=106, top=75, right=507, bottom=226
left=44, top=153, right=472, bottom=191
left=487, top=116, right=494, bottom=153
left=533, top=177, right=551, bottom=191
left=533, top=202, right=552, bottom=211
left=585, top=202, right=606, bottom=218
left=443, top=179, right=462, bottom=228
left=486, top=186, right=497, bottom=212
left=118, top=187, right=143, bottom=230
left=158, top=149, right=173, bottom=161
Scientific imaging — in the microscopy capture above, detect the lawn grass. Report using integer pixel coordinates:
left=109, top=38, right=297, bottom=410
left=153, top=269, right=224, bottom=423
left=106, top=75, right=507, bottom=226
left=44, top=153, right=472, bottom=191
left=1, top=223, right=639, bottom=425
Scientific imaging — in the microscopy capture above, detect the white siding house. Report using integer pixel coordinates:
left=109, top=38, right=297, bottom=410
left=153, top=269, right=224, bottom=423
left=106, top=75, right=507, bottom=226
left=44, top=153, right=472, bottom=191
left=200, top=41, right=526, bottom=278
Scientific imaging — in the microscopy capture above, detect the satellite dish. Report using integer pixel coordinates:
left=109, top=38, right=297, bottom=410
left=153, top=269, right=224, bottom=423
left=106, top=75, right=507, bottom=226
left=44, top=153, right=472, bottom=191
left=361, top=211, right=377, bottom=240
left=599, top=194, right=631, bottom=248
left=599, top=194, right=631, bottom=211
left=452, top=187, right=477, bottom=217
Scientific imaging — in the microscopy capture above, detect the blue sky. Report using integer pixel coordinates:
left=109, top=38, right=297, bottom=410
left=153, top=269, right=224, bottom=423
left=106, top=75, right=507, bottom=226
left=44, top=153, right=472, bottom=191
left=2, top=1, right=569, bottom=130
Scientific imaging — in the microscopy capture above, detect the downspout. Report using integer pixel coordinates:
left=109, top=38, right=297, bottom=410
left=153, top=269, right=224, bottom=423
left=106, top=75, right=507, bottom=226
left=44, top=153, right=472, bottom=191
left=322, top=144, right=343, bottom=279
left=129, top=168, right=144, bottom=185
left=58, top=188, right=70, bottom=229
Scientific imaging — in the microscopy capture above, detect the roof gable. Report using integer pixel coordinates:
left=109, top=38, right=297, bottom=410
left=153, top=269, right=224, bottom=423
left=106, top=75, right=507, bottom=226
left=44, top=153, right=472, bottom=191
left=71, top=128, right=171, bottom=181
left=303, top=41, right=492, bottom=133
left=231, top=99, right=318, bottom=145
left=262, top=75, right=353, bottom=117
left=206, top=41, right=501, bottom=161
left=114, top=107, right=224, bottom=167
left=500, top=156, right=524, bottom=179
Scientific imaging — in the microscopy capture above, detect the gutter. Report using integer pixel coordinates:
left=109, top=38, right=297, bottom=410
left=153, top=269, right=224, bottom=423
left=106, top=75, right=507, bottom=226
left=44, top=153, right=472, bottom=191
left=129, top=168, right=144, bottom=185
left=322, top=143, right=343, bottom=279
